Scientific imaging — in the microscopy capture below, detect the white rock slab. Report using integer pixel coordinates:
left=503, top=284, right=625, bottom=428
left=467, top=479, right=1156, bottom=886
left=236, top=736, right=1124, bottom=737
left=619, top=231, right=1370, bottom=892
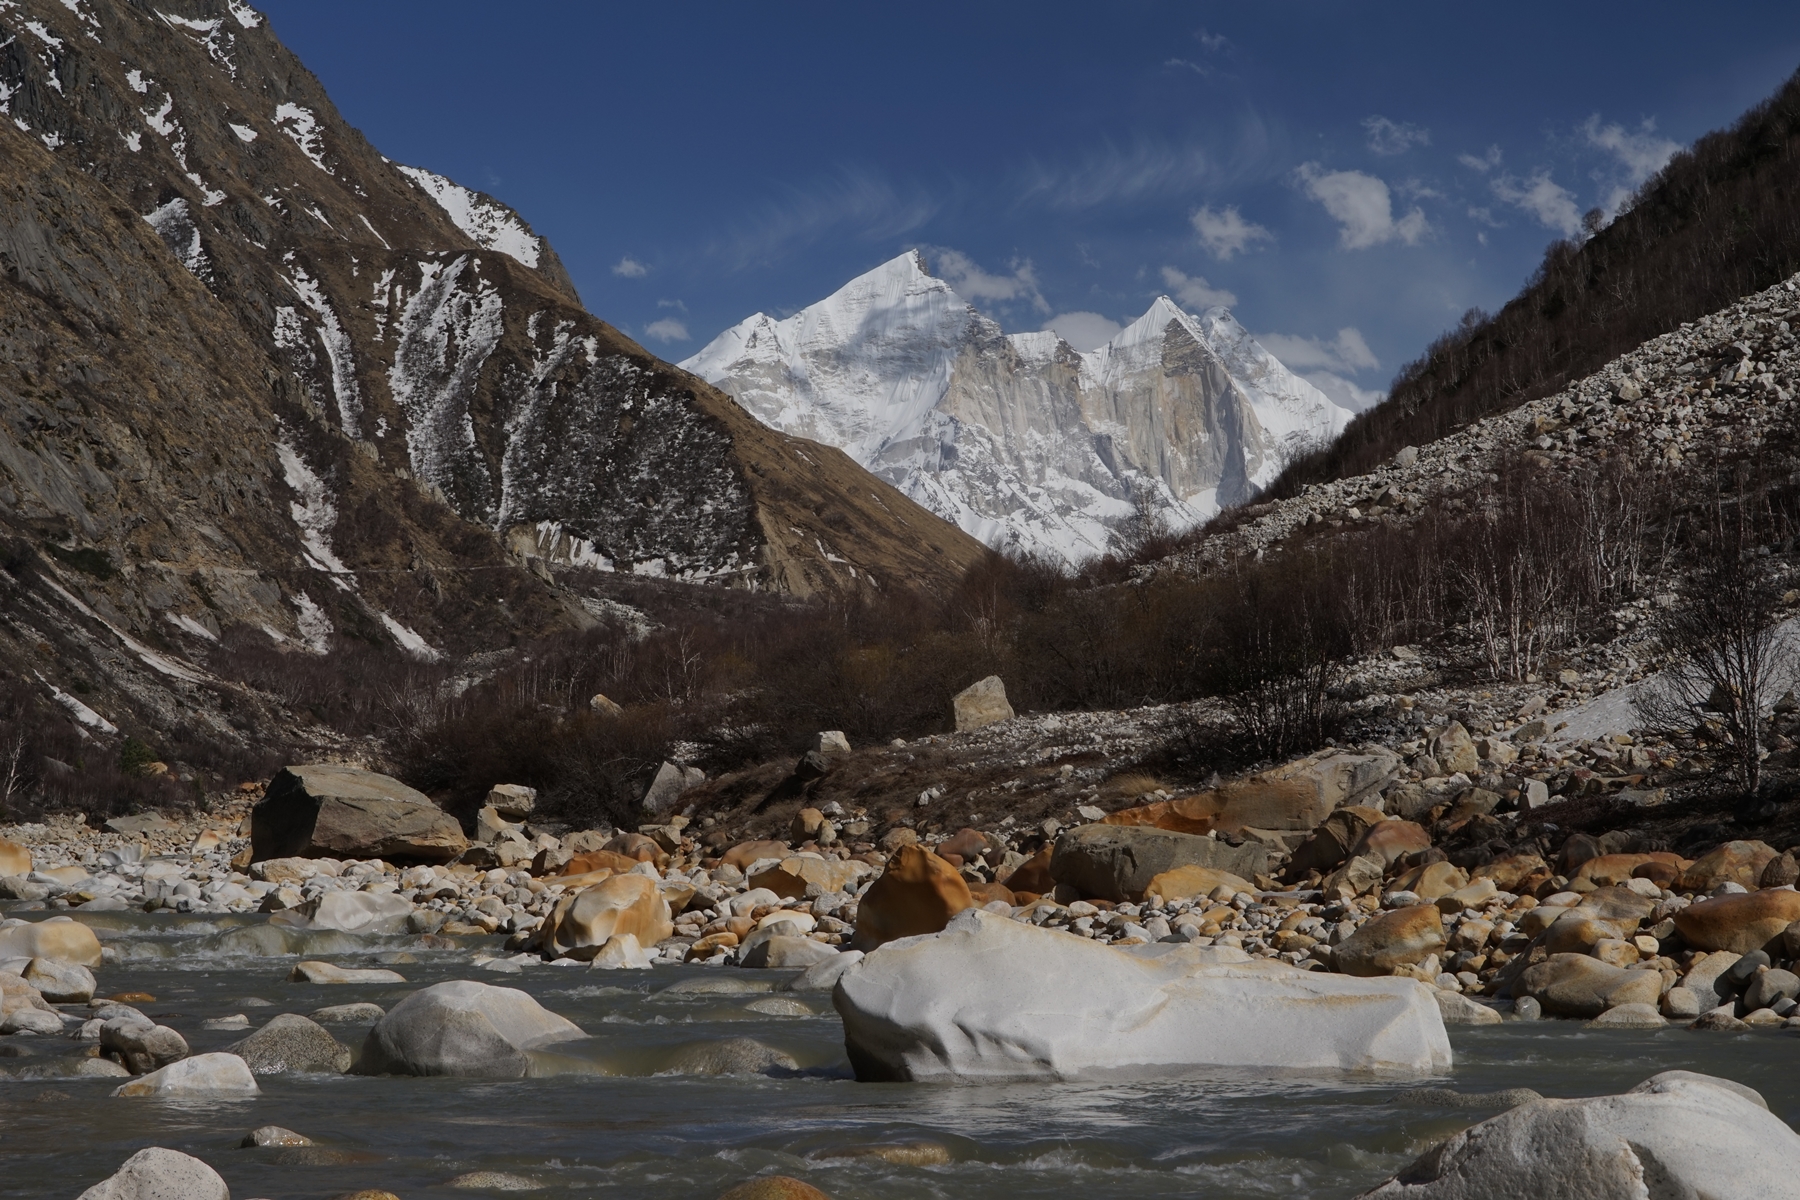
left=834, top=909, right=1451, bottom=1081
left=1355, top=1071, right=1800, bottom=1199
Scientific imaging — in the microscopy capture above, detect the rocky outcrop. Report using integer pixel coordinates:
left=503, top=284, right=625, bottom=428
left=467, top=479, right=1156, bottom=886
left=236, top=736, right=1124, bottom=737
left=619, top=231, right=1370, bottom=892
left=1356, top=1071, right=1800, bottom=1199
left=834, top=909, right=1450, bottom=1080
left=251, top=765, right=466, bottom=863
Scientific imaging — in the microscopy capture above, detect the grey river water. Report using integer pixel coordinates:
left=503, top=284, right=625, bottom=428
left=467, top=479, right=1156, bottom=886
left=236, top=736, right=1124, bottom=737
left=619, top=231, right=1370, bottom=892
left=2, top=911, right=1796, bottom=1199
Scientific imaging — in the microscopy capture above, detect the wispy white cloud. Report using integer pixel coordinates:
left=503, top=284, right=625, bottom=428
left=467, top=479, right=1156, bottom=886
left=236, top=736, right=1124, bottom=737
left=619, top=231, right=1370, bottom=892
left=1193, top=26, right=1231, bottom=52
left=1295, top=164, right=1428, bottom=249
left=1304, top=371, right=1385, bottom=412
left=1019, top=138, right=1214, bottom=211
left=927, top=247, right=1048, bottom=313
left=1190, top=204, right=1272, bottom=259
left=1490, top=170, right=1583, bottom=236
left=1458, top=146, right=1503, bottom=173
left=1257, top=327, right=1379, bottom=374
left=1363, top=116, right=1429, bottom=156
left=1160, top=266, right=1236, bottom=309
left=612, top=255, right=648, bottom=278
left=718, top=165, right=939, bottom=268
left=643, top=318, right=690, bottom=343
left=1582, top=115, right=1679, bottom=216
left=657, top=298, right=686, bottom=311
left=1042, top=312, right=1122, bottom=352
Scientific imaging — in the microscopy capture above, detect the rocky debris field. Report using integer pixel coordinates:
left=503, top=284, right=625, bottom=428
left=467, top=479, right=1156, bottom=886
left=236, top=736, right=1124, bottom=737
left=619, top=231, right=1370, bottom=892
left=1166, top=270, right=1800, bottom=570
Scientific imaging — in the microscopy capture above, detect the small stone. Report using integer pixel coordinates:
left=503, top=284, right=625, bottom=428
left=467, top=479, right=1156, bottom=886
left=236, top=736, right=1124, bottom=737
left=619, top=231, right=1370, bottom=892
left=1586, top=1003, right=1666, bottom=1028
left=288, top=962, right=406, bottom=985
left=1511, top=996, right=1542, bottom=1020
left=242, top=1126, right=314, bottom=1148
left=716, top=1178, right=832, bottom=1200
left=446, top=1172, right=542, bottom=1191
left=310, top=1002, right=386, bottom=1025
left=1661, top=987, right=1702, bottom=1019
left=1690, top=1010, right=1750, bottom=1032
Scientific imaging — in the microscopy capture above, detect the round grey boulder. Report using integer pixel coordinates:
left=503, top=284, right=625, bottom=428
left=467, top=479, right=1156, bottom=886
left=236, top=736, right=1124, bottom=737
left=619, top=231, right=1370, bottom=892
left=356, top=980, right=584, bottom=1078
left=76, top=1147, right=228, bottom=1200
left=227, top=1013, right=352, bottom=1074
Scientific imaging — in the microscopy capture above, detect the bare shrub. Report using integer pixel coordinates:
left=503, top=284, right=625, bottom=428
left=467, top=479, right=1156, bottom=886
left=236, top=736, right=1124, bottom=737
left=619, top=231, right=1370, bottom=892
left=1636, top=495, right=1792, bottom=797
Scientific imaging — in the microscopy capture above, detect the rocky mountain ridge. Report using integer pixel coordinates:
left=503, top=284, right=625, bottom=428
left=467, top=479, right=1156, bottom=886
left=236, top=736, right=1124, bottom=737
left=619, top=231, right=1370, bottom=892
left=0, top=0, right=985, bottom=766
left=684, top=251, right=1352, bottom=563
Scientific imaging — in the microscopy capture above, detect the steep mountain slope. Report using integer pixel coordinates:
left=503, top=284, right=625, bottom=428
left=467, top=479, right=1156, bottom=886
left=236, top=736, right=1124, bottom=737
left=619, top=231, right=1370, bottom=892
left=684, top=252, right=1351, bottom=562
left=0, top=0, right=981, bottom=618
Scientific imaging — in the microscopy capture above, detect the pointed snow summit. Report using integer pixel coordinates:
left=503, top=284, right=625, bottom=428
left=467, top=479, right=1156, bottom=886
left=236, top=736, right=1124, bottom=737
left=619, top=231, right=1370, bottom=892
left=684, top=252, right=1353, bottom=563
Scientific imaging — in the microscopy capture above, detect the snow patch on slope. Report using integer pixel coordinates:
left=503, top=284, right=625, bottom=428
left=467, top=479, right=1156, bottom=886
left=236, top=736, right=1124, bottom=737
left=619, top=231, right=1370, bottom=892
left=275, top=439, right=349, bottom=575
left=387, top=256, right=504, bottom=518
left=273, top=103, right=330, bottom=175
left=394, top=165, right=541, bottom=268
left=280, top=255, right=362, bottom=433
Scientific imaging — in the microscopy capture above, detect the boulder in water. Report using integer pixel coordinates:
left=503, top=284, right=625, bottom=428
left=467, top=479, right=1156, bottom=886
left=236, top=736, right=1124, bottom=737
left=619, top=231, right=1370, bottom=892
left=22, top=956, right=94, bottom=1003
left=663, top=1036, right=798, bottom=1076
left=851, top=845, right=972, bottom=951
left=288, top=961, right=407, bottom=985
left=75, top=1147, right=229, bottom=1200
left=111, top=1052, right=259, bottom=1097
left=356, top=980, right=584, bottom=1078
left=541, top=875, right=672, bottom=961
left=275, top=890, right=413, bottom=934
left=834, top=909, right=1450, bottom=1081
left=0, top=916, right=103, bottom=967
left=1354, top=1071, right=1800, bottom=1199
left=227, top=1013, right=353, bottom=1074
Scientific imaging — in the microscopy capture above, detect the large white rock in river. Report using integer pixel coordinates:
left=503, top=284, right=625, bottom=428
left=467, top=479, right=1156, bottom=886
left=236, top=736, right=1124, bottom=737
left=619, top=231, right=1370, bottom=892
left=1355, top=1070, right=1800, bottom=1199
left=356, top=979, right=585, bottom=1078
left=832, top=909, right=1450, bottom=1081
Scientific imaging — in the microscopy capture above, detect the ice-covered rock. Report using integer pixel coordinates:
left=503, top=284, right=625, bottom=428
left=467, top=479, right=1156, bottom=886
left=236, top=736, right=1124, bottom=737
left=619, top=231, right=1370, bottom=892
left=833, top=909, right=1450, bottom=1081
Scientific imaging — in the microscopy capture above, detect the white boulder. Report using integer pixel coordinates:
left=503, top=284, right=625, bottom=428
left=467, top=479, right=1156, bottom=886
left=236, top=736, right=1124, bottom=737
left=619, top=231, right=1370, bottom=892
left=833, top=909, right=1451, bottom=1081
left=1356, top=1071, right=1800, bottom=1199
left=111, top=1052, right=260, bottom=1097
left=356, top=979, right=585, bottom=1078
left=76, top=1147, right=229, bottom=1200
left=273, top=889, right=412, bottom=934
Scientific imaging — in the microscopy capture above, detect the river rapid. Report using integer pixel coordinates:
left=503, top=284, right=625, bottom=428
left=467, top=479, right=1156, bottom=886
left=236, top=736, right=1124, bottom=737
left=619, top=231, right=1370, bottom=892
left=3, top=912, right=1795, bottom=1200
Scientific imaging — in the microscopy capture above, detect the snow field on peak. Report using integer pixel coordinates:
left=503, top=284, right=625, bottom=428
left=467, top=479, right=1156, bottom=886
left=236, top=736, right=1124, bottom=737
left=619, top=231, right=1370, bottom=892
left=396, top=165, right=541, bottom=268
left=685, top=251, right=1353, bottom=563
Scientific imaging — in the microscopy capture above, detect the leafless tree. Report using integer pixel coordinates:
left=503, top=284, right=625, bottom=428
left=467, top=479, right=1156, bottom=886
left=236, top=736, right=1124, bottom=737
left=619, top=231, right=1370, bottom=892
left=1635, top=497, right=1792, bottom=796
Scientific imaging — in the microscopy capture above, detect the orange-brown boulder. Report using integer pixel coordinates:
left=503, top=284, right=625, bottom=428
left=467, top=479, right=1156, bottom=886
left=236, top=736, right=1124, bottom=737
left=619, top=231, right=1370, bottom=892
left=1349, top=819, right=1432, bottom=867
left=1678, top=840, right=1778, bottom=893
left=559, top=850, right=639, bottom=878
left=851, top=844, right=973, bottom=952
left=1103, top=749, right=1400, bottom=835
left=542, top=874, right=673, bottom=960
left=717, top=1178, right=831, bottom=1200
left=606, top=832, right=668, bottom=868
left=0, top=837, right=29, bottom=877
left=1001, top=846, right=1054, bottom=894
left=722, top=840, right=792, bottom=871
left=1331, top=905, right=1444, bottom=976
left=1471, top=854, right=1550, bottom=894
left=967, top=880, right=1016, bottom=907
left=1571, top=852, right=1687, bottom=888
left=1673, top=889, right=1800, bottom=955
left=1144, top=864, right=1253, bottom=903
left=936, top=827, right=992, bottom=862
left=1632, top=860, right=1682, bottom=888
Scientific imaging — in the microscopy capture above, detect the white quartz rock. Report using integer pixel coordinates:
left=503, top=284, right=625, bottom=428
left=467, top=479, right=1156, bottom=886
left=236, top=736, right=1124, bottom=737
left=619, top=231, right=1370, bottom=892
left=833, top=908, right=1451, bottom=1081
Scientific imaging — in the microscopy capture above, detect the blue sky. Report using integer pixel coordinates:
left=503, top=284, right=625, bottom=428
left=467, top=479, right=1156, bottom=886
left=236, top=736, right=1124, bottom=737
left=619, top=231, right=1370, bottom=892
left=261, top=1, right=1800, bottom=409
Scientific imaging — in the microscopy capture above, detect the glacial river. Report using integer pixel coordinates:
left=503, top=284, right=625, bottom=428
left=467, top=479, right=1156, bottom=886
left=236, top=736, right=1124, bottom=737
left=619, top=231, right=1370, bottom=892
left=2, top=912, right=1795, bottom=1199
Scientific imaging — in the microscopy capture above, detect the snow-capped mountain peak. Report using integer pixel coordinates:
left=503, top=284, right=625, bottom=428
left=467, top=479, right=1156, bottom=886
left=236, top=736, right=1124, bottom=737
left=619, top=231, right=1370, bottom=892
left=684, top=252, right=1352, bottom=563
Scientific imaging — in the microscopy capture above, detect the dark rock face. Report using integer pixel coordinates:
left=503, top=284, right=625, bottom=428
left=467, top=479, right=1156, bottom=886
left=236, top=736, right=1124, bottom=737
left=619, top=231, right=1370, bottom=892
left=251, top=764, right=466, bottom=863
left=1049, top=824, right=1270, bottom=902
